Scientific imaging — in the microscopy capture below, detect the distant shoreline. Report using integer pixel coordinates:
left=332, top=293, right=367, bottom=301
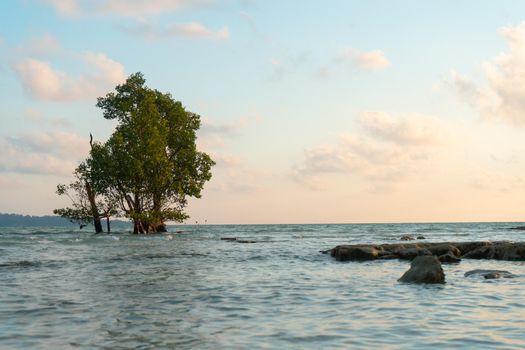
left=1, top=212, right=524, bottom=227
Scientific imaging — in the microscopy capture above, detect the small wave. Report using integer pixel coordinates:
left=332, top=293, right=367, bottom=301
left=0, top=260, right=41, bottom=268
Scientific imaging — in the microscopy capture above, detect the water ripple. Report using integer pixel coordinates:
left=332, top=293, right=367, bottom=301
left=1, top=223, right=525, bottom=349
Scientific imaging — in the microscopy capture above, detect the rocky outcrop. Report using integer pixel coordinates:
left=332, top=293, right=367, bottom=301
left=462, top=242, right=525, bottom=260
left=464, top=269, right=517, bottom=279
left=330, top=241, right=525, bottom=261
left=398, top=256, right=445, bottom=284
left=333, top=246, right=381, bottom=261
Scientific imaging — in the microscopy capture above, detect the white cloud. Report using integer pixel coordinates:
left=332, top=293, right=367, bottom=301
left=447, top=21, right=525, bottom=126
left=24, top=108, right=72, bottom=128
left=46, top=0, right=81, bottom=16
left=213, top=154, right=242, bottom=168
left=200, top=117, right=253, bottom=136
left=359, top=111, right=442, bottom=145
left=128, top=22, right=230, bottom=41
left=8, top=131, right=90, bottom=159
left=25, top=34, right=61, bottom=55
left=291, top=112, right=444, bottom=191
left=207, top=165, right=266, bottom=194
left=340, top=48, right=391, bottom=71
left=46, top=0, right=214, bottom=17
left=14, top=52, right=126, bottom=101
left=0, top=131, right=89, bottom=176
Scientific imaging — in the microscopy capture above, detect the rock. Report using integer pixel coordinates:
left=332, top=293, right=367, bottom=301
left=464, top=269, right=516, bottom=279
left=394, top=247, right=432, bottom=260
left=237, top=240, right=257, bottom=244
left=220, top=237, right=237, bottom=241
left=417, top=236, right=426, bottom=240
left=331, top=245, right=381, bottom=261
left=461, top=245, right=492, bottom=259
left=427, top=244, right=461, bottom=257
left=438, top=252, right=461, bottom=263
left=453, top=241, right=492, bottom=256
left=398, top=256, right=445, bottom=284
left=484, top=272, right=501, bottom=279
left=490, top=243, right=525, bottom=260
left=509, top=226, right=525, bottom=230
left=378, top=254, right=399, bottom=260
left=462, top=242, right=525, bottom=260
left=327, top=241, right=523, bottom=261
left=401, top=235, right=415, bottom=241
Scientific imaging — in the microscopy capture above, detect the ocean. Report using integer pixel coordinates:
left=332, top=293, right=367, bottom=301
left=0, top=223, right=524, bottom=349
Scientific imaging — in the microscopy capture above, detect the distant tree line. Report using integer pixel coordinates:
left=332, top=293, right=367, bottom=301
left=54, top=73, right=214, bottom=234
left=0, top=213, right=73, bottom=227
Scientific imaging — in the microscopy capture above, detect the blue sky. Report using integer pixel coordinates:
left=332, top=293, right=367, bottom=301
left=2, top=0, right=525, bottom=223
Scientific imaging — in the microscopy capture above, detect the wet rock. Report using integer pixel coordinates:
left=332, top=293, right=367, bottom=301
left=490, top=243, right=525, bottom=260
left=332, top=245, right=381, bottom=261
left=416, top=236, right=426, bottom=240
left=464, top=269, right=516, bottom=279
left=401, top=235, right=415, bottom=241
left=438, top=252, right=461, bottom=263
left=394, top=247, right=432, bottom=260
left=398, top=256, right=445, bottom=284
left=220, top=237, right=237, bottom=241
left=461, top=245, right=491, bottom=259
left=378, top=254, right=399, bottom=260
left=462, top=242, right=525, bottom=260
left=453, top=241, right=492, bottom=256
left=427, top=244, right=461, bottom=257
left=327, top=241, right=524, bottom=261
left=236, top=240, right=257, bottom=244
left=509, top=226, right=525, bottom=230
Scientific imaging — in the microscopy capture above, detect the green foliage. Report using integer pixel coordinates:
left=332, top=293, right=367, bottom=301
left=53, top=207, right=91, bottom=226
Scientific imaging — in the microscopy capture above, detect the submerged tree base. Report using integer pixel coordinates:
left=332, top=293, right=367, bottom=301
left=133, top=222, right=167, bottom=234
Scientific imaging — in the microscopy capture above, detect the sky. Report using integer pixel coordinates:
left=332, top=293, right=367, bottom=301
left=2, top=0, right=525, bottom=224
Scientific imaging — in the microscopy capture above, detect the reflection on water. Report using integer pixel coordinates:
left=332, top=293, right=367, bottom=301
left=0, top=223, right=524, bottom=349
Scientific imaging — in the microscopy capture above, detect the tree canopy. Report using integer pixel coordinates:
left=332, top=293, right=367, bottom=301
left=54, top=73, right=214, bottom=233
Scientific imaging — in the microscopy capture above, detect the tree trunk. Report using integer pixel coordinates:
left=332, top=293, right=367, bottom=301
left=132, top=220, right=165, bottom=234
left=85, top=180, right=103, bottom=233
left=106, top=216, right=111, bottom=233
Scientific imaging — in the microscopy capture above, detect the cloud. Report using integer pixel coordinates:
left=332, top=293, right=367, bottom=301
left=0, top=131, right=89, bottom=176
left=7, top=131, right=90, bottom=159
left=127, top=22, right=230, bottom=41
left=359, top=111, right=441, bottom=145
left=24, top=34, right=61, bottom=56
left=207, top=165, right=266, bottom=194
left=14, top=52, right=126, bottom=101
left=24, top=108, right=72, bottom=128
left=291, top=112, right=444, bottom=191
left=46, top=0, right=214, bottom=17
left=317, top=47, right=391, bottom=78
left=340, top=48, right=391, bottom=71
left=46, top=0, right=81, bottom=16
left=213, top=154, right=242, bottom=168
left=200, top=116, right=258, bottom=136
left=470, top=170, right=525, bottom=194
left=447, top=21, right=525, bottom=126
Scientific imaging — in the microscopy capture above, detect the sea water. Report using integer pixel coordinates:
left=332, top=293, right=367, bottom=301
left=0, top=223, right=524, bottom=349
